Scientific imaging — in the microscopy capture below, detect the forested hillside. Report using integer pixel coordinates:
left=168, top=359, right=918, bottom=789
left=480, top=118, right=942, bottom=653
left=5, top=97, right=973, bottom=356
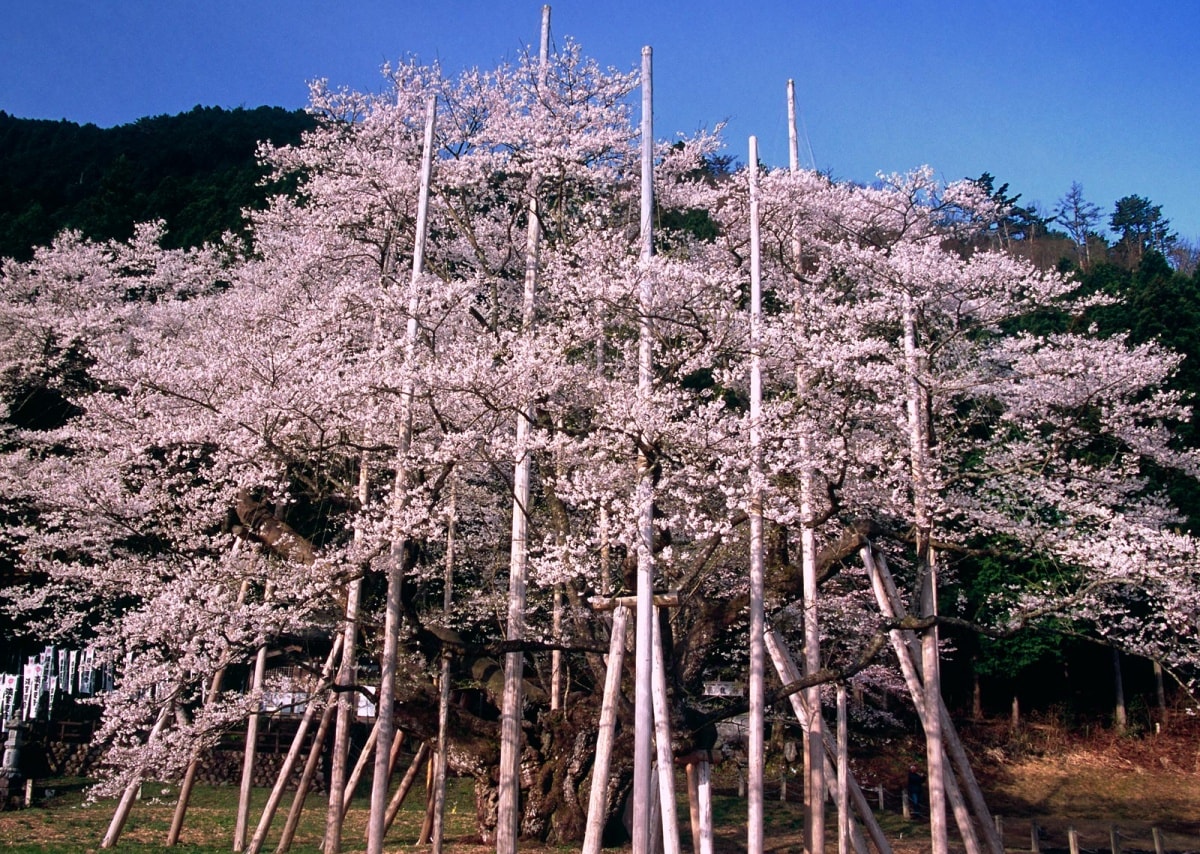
left=0, top=106, right=315, bottom=259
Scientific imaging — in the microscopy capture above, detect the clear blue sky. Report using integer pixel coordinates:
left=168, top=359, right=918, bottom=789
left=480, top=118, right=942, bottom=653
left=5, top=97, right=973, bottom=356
left=3, top=0, right=1198, bottom=240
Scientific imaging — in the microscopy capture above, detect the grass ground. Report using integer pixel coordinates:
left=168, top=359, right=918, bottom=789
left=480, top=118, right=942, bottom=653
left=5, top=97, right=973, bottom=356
left=2, top=718, right=1199, bottom=852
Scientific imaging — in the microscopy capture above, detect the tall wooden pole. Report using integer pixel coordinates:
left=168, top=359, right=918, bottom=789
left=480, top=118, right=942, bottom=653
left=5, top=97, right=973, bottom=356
left=747, top=134, right=766, bottom=854
left=786, top=78, right=825, bottom=854
left=236, top=583, right=272, bottom=853
left=496, top=10, right=551, bottom=851
left=324, top=462, right=369, bottom=853
left=431, top=482, right=456, bottom=854
left=632, top=42, right=656, bottom=854
left=367, top=93, right=437, bottom=854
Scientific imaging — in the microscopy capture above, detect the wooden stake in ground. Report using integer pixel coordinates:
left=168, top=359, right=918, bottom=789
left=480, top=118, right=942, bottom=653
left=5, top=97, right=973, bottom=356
left=365, top=93, right=437, bottom=854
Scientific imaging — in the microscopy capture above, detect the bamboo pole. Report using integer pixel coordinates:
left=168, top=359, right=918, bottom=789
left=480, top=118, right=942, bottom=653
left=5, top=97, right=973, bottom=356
left=747, top=133, right=766, bottom=854
left=366, top=92, right=436, bottom=854
left=101, top=702, right=173, bottom=849
left=582, top=604, right=630, bottom=854
left=169, top=575, right=250, bottom=846
left=632, top=41, right=656, bottom=854
left=244, top=636, right=343, bottom=854
left=275, top=699, right=336, bottom=854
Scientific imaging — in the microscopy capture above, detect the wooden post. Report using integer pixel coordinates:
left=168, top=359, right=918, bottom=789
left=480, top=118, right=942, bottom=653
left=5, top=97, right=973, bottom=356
left=651, top=608, right=681, bottom=854
left=275, top=699, right=337, bottom=854
left=746, top=132, right=766, bottom=854
left=1068, top=826, right=1080, bottom=854
left=245, top=637, right=343, bottom=854
left=685, top=764, right=702, bottom=852
left=381, top=741, right=432, bottom=838
left=1152, top=826, right=1164, bottom=854
left=632, top=42, right=656, bottom=854
left=1109, top=824, right=1121, bottom=854
left=496, top=10, right=551, bottom=854
left=366, top=92, right=436, bottom=854
left=837, top=686, right=850, bottom=854
left=101, top=702, right=173, bottom=849
left=236, top=612, right=271, bottom=851
left=696, top=758, right=714, bottom=854
left=1030, top=821, right=1039, bottom=854
left=582, top=603, right=630, bottom=854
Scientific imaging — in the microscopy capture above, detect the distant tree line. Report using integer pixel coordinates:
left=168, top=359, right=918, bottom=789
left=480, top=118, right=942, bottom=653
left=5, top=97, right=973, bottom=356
left=0, top=106, right=315, bottom=260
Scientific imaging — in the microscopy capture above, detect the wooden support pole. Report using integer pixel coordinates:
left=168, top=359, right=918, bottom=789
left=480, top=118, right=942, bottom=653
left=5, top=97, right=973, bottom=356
left=101, top=703, right=173, bottom=849
left=1152, top=826, right=1164, bottom=854
left=1110, top=824, right=1121, bottom=854
left=382, top=741, right=432, bottom=838
left=236, top=626, right=271, bottom=851
left=341, top=719, right=384, bottom=816
left=244, top=636, right=343, bottom=854
left=765, top=631, right=888, bottom=854
left=1068, top=826, right=1080, bottom=854
left=275, top=699, right=336, bottom=854
left=837, top=686, right=850, bottom=854
left=651, top=609, right=681, bottom=854
left=1031, top=821, right=1040, bottom=854
left=582, top=604, right=630, bottom=854
left=862, top=546, right=1001, bottom=854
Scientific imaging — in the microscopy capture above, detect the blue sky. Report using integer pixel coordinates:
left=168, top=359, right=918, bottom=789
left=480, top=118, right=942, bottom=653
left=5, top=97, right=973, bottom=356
left=3, top=0, right=1198, bottom=240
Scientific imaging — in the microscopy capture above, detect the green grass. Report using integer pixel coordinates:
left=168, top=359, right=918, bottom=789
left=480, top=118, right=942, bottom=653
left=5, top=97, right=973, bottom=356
left=0, top=777, right=480, bottom=853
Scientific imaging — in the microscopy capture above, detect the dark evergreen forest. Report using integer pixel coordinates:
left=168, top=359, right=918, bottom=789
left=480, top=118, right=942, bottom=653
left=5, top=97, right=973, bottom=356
left=0, top=106, right=315, bottom=260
